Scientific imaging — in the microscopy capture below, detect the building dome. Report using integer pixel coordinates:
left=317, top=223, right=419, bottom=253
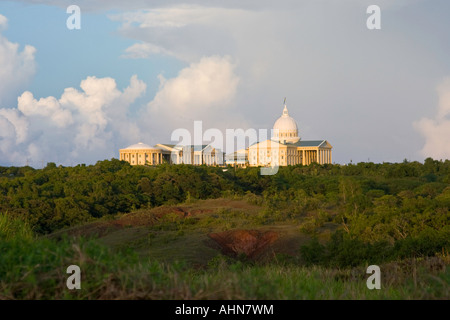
left=272, top=104, right=300, bottom=143
left=124, top=142, right=154, bottom=150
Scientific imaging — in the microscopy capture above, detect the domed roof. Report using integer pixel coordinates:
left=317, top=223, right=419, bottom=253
left=123, top=142, right=155, bottom=150
left=272, top=104, right=300, bottom=143
left=273, top=105, right=298, bottom=132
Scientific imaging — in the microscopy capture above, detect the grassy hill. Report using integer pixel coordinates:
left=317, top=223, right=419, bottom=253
left=1, top=160, right=449, bottom=299
left=50, top=198, right=336, bottom=266
left=17, top=197, right=443, bottom=300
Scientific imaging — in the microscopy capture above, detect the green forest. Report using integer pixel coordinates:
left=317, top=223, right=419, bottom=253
left=0, top=158, right=449, bottom=299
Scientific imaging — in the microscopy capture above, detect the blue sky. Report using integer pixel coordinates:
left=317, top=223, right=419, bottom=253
left=0, top=1, right=184, bottom=106
left=0, top=0, right=449, bottom=167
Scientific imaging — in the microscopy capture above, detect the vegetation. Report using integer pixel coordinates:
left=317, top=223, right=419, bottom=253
left=0, top=158, right=449, bottom=299
left=1, top=214, right=448, bottom=299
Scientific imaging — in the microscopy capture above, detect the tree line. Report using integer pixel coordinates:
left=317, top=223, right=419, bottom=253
left=0, top=158, right=449, bottom=239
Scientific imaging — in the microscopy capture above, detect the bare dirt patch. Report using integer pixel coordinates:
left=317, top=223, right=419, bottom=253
left=208, top=229, right=279, bottom=258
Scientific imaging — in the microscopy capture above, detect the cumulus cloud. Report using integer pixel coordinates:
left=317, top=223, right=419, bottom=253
left=141, top=55, right=250, bottom=149
left=149, top=56, right=239, bottom=113
left=0, top=75, right=146, bottom=166
left=0, top=14, right=7, bottom=29
left=146, top=56, right=239, bottom=119
left=0, top=14, right=36, bottom=107
left=0, top=108, right=30, bottom=164
left=0, top=56, right=244, bottom=166
left=414, top=78, right=450, bottom=160
left=0, top=108, right=28, bottom=144
left=18, top=92, right=73, bottom=128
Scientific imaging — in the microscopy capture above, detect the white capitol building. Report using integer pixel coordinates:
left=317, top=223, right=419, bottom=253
left=119, top=101, right=332, bottom=167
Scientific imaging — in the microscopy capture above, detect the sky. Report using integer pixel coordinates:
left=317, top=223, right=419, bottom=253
left=0, top=0, right=449, bottom=167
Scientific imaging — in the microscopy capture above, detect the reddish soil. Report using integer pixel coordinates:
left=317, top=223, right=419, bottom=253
left=208, top=229, right=279, bottom=258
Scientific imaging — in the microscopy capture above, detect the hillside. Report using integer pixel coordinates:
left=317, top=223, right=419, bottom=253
left=1, top=159, right=449, bottom=299
left=49, top=198, right=338, bottom=266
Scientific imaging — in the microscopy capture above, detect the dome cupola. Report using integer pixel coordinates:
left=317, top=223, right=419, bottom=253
left=272, top=101, right=300, bottom=143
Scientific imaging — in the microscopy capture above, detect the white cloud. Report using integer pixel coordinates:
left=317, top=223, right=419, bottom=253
left=414, top=78, right=450, bottom=160
left=141, top=55, right=250, bottom=149
left=0, top=14, right=7, bottom=29
left=0, top=75, right=146, bottom=166
left=0, top=108, right=29, bottom=164
left=149, top=55, right=239, bottom=113
left=111, top=5, right=255, bottom=62
left=0, top=108, right=28, bottom=144
left=18, top=91, right=73, bottom=128
left=0, top=57, right=244, bottom=166
left=146, top=55, right=239, bottom=118
left=0, top=14, right=36, bottom=107
left=121, top=42, right=174, bottom=59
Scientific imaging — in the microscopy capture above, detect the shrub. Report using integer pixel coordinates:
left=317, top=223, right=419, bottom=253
left=0, top=213, right=34, bottom=242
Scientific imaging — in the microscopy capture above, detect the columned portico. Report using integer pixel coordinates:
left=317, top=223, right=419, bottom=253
left=119, top=143, right=170, bottom=165
left=245, top=103, right=332, bottom=167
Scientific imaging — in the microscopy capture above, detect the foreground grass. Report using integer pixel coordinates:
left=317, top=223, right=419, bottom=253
left=0, top=234, right=448, bottom=300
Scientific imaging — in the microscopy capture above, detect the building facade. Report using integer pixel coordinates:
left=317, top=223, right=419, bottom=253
left=119, top=101, right=332, bottom=168
left=119, top=142, right=224, bottom=166
left=227, top=103, right=332, bottom=167
left=119, top=143, right=171, bottom=165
